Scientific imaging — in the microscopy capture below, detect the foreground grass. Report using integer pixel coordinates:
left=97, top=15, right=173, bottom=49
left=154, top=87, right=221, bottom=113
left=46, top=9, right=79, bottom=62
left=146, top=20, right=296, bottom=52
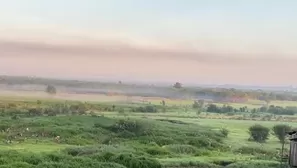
left=102, top=111, right=295, bottom=152
left=0, top=93, right=294, bottom=167
left=0, top=143, right=72, bottom=153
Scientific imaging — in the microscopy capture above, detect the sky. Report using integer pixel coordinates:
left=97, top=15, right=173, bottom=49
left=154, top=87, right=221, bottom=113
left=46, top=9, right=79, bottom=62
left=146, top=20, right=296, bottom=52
left=0, top=0, right=297, bottom=85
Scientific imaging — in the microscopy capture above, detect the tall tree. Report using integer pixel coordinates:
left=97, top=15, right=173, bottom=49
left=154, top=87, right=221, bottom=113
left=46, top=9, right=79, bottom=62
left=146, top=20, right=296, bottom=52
left=46, top=85, right=57, bottom=95
left=173, top=82, right=182, bottom=89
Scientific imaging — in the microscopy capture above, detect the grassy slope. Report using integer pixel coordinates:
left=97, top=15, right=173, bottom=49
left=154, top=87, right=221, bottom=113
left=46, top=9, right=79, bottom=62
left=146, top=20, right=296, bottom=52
left=0, top=93, right=294, bottom=167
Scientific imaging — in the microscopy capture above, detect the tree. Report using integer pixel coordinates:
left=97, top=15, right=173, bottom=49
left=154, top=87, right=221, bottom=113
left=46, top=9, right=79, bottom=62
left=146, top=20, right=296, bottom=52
left=193, top=100, right=204, bottom=109
left=46, top=85, right=57, bottom=95
left=161, top=100, right=166, bottom=106
left=206, top=104, right=220, bottom=113
left=273, top=124, right=291, bottom=143
left=248, top=124, right=270, bottom=143
left=192, top=101, right=199, bottom=109
left=197, top=100, right=205, bottom=108
left=173, top=82, right=182, bottom=89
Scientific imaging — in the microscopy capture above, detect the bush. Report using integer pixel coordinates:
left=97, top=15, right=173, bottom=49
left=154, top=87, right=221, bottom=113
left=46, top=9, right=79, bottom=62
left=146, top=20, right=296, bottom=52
left=0, top=162, right=33, bottom=168
left=272, top=124, right=291, bottom=143
left=118, top=108, right=125, bottom=114
left=226, top=161, right=280, bottom=168
left=235, top=146, right=275, bottom=156
left=22, top=153, right=44, bottom=165
left=145, top=146, right=169, bottom=156
left=108, top=119, right=150, bottom=136
left=164, top=161, right=219, bottom=168
left=36, top=162, right=69, bottom=168
left=220, top=128, right=229, bottom=137
left=248, top=124, right=270, bottom=143
left=111, top=153, right=161, bottom=168
left=187, top=137, right=212, bottom=148
left=164, top=144, right=197, bottom=154
left=150, top=136, right=176, bottom=146
left=132, top=106, right=158, bottom=113
left=207, top=104, right=221, bottom=113
left=95, top=162, right=127, bottom=168
left=11, top=115, right=20, bottom=120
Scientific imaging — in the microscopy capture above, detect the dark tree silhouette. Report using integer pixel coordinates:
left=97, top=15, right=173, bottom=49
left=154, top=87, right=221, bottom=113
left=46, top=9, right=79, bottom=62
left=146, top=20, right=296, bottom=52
left=46, top=85, right=57, bottom=95
left=173, top=82, right=182, bottom=89
left=249, top=124, right=270, bottom=143
left=273, top=124, right=291, bottom=143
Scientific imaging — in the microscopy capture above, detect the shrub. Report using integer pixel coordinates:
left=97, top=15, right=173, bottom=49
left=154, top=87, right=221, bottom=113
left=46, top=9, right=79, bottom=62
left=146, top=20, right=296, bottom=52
left=111, top=153, right=161, bottom=168
left=145, top=146, right=169, bottom=156
left=187, top=137, right=211, bottom=148
left=132, top=105, right=158, bottom=113
left=192, top=101, right=200, bottom=109
left=164, top=144, right=197, bottom=154
left=206, top=104, right=221, bottom=113
left=36, top=162, right=69, bottom=168
left=90, top=111, right=97, bottom=117
left=95, top=162, right=127, bottom=168
left=235, top=146, right=275, bottom=156
left=164, top=161, right=219, bottom=168
left=0, top=162, right=33, bottom=168
left=118, top=108, right=125, bottom=114
left=44, top=153, right=70, bottom=162
left=108, top=119, right=150, bottom=136
left=272, top=124, right=291, bottom=143
left=63, top=147, right=84, bottom=156
left=194, top=149, right=212, bottom=156
left=11, top=115, right=20, bottom=120
left=150, top=136, right=176, bottom=146
left=22, top=153, right=44, bottom=165
left=220, top=128, right=229, bottom=137
left=248, top=124, right=270, bottom=143
left=226, top=161, right=280, bottom=168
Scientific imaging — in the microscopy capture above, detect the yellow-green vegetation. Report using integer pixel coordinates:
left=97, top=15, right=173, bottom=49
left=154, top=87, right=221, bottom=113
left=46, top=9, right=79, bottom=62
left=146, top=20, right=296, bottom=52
left=0, top=96, right=295, bottom=168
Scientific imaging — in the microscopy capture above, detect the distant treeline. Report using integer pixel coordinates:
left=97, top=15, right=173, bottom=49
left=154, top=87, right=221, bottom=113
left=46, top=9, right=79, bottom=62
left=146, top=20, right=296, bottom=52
left=1, top=76, right=297, bottom=102
left=196, top=88, right=297, bottom=102
left=206, top=104, right=297, bottom=115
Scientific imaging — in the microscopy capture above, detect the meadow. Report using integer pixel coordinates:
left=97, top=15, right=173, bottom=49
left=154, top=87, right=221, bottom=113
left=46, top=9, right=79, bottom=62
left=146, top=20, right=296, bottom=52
left=0, top=91, right=295, bottom=168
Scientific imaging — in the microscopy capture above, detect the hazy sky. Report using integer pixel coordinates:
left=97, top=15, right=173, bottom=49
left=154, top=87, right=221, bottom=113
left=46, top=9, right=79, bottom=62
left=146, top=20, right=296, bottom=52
left=0, top=0, right=297, bottom=85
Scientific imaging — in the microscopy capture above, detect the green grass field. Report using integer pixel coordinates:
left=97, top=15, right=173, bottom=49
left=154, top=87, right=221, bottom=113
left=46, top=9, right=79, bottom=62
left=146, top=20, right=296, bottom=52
left=0, top=91, right=295, bottom=167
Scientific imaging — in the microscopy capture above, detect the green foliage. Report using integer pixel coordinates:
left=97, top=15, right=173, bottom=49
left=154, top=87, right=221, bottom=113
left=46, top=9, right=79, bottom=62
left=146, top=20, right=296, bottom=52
left=267, top=105, right=297, bottom=115
left=108, top=119, right=150, bottom=136
left=226, top=161, right=280, bottom=168
left=11, top=114, right=20, bottom=120
left=235, top=146, right=275, bottom=156
left=132, top=105, right=158, bottom=113
left=206, top=104, right=221, bottom=113
left=272, top=124, right=291, bottom=143
left=220, top=128, right=229, bottom=137
left=118, top=108, right=125, bottom=114
left=163, top=160, right=220, bottom=168
left=192, top=101, right=200, bottom=109
left=164, top=144, right=197, bottom=154
left=111, top=153, right=161, bottom=168
left=0, top=162, right=34, bottom=168
left=248, top=124, right=270, bottom=143
left=0, top=99, right=252, bottom=168
left=145, top=146, right=170, bottom=156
